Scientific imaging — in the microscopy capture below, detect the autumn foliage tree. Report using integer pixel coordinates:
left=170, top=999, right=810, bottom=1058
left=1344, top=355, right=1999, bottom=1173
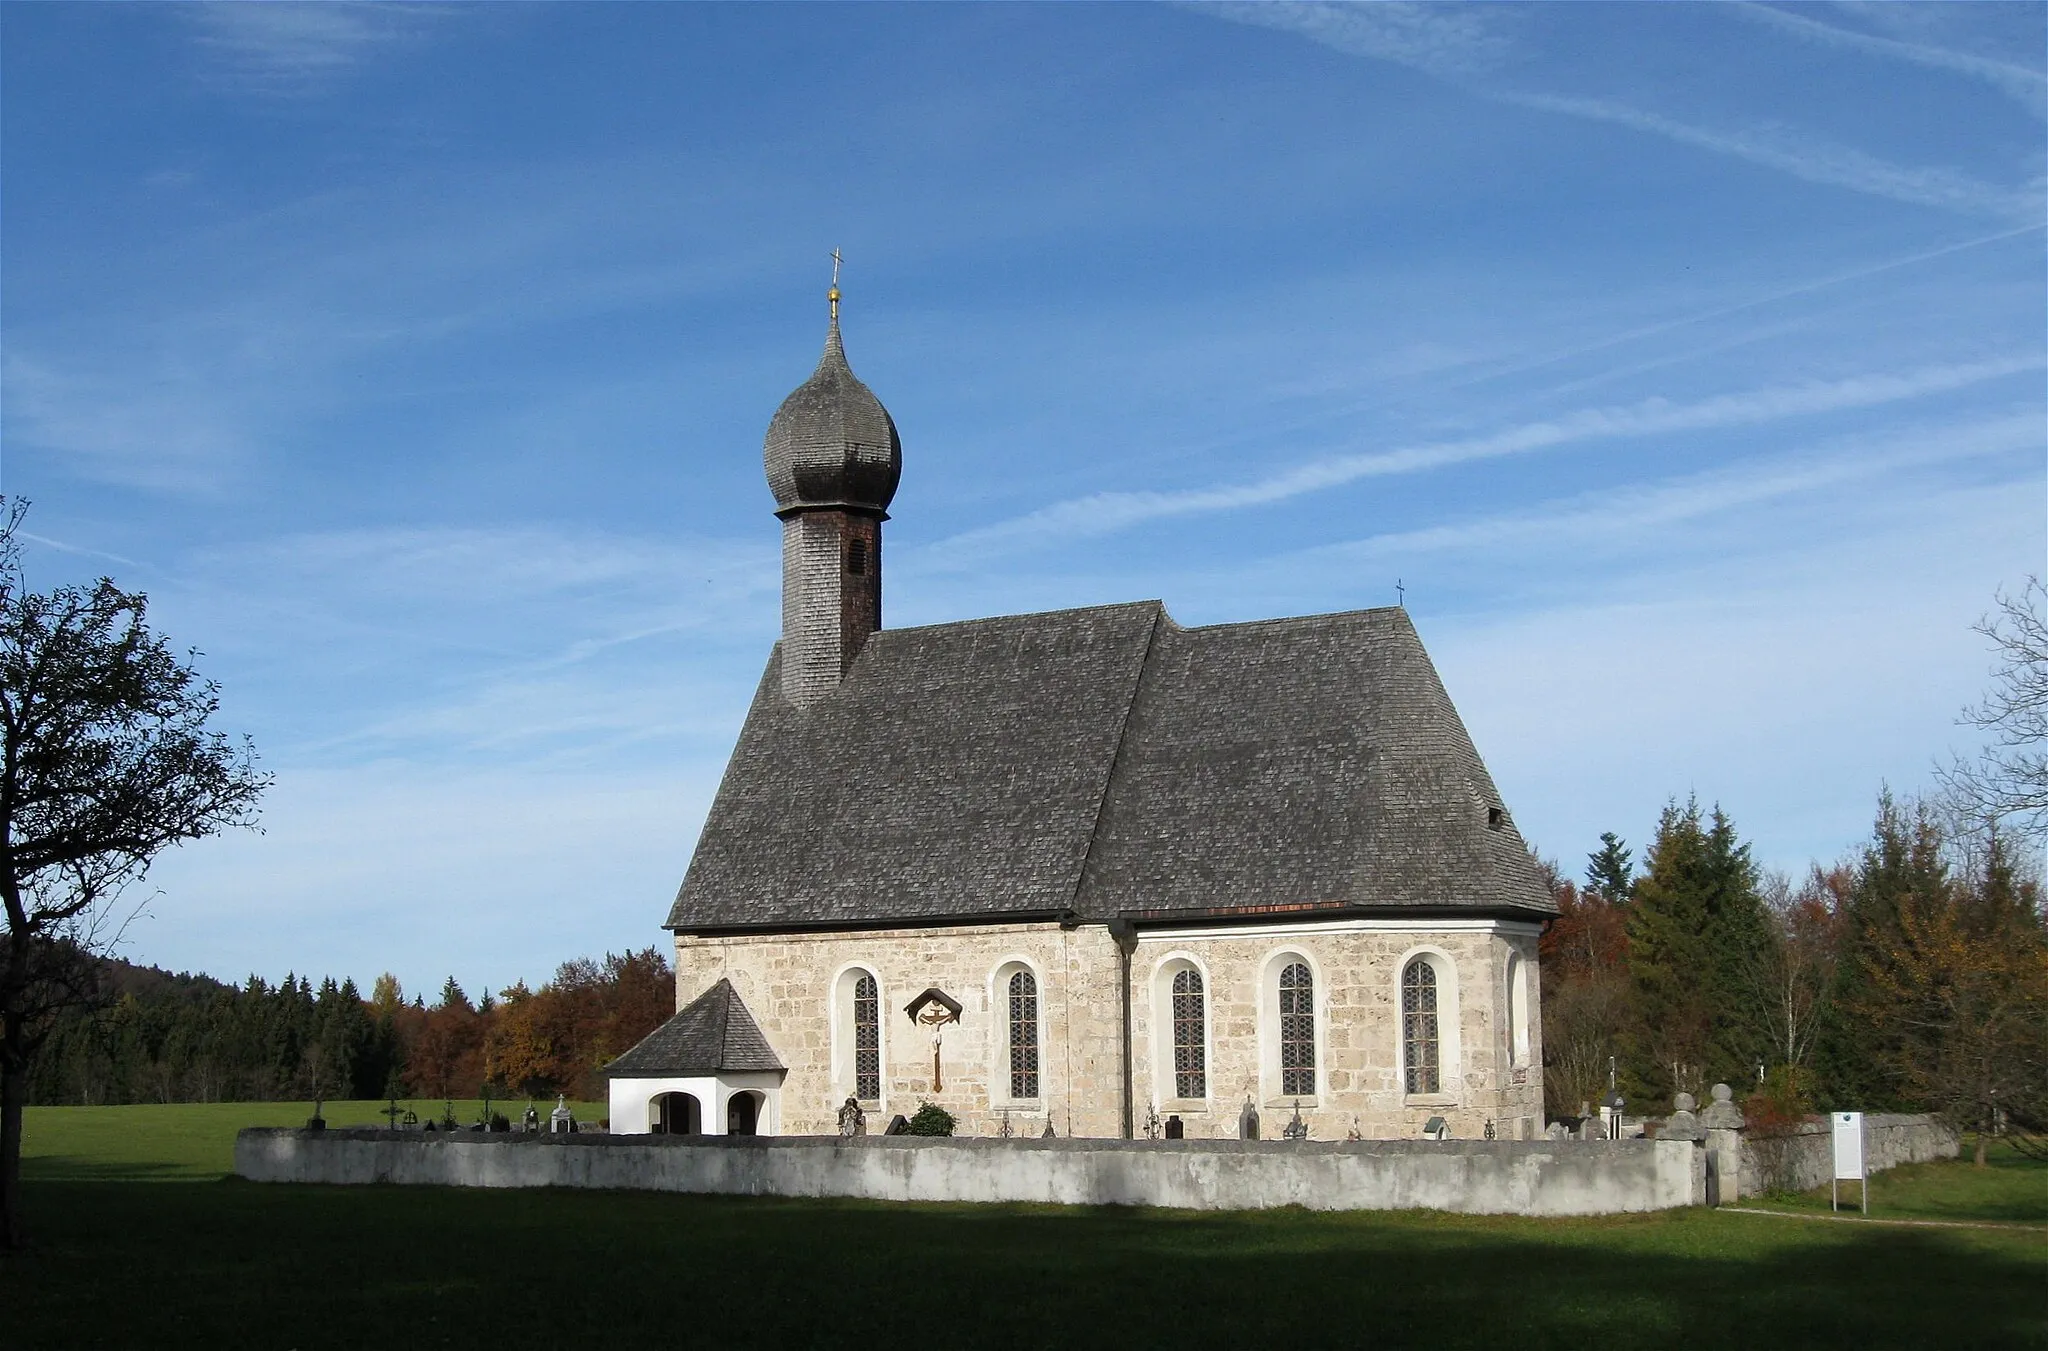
left=1539, top=854, right=1632, bottom=1121
left=483, top=948, right=672, bottom=1101
left=1854, top=830, right=2048, bottom=1163
left=397, top=978, right=489, bottom=1100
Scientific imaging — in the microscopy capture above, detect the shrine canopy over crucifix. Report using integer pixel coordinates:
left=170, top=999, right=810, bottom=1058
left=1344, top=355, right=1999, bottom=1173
left=904, top=987, right=962, bottom=1026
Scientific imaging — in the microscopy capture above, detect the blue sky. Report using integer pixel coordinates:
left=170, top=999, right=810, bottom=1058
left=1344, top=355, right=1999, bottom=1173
left=3, top=2, right=2042, bottom=999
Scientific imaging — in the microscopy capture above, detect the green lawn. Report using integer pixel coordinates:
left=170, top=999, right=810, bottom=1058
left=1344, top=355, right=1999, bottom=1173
left=1744, top=1137, right=2048, bottom=1226
left=4, top=1105, right=2044, bottom=1349
left=20, top=1099, right=606, bottom=1182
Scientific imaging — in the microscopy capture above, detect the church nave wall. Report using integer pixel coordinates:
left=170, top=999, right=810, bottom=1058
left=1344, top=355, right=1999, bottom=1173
left=672, top=922, right=1127, bottom=1139
left=1128, top=922, right=1544, bottom=1143
left=671, top=916, right=1542, bottom=1142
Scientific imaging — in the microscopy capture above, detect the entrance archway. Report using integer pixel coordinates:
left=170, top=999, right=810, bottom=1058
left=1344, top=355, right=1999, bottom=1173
left=726, top=1090, right=761, bottom=1136
left=653, top=1091, right=701, bottom=1135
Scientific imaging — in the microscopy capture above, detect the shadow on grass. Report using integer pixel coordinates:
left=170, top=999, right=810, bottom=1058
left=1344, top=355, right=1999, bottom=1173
left=3, top=1181, right=2043, bottom=1349
left=19, top=1155, right=211, bottom=1183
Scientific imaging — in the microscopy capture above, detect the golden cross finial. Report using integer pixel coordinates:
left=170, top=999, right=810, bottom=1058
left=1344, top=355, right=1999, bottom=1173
left=828, top=248, right=843, bottom=321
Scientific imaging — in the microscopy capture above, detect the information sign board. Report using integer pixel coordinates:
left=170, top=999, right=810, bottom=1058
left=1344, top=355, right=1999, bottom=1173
left=1832, top=1112, right=1864, bottom=1179
left=1831, top=1111, right=1866, bottom=1213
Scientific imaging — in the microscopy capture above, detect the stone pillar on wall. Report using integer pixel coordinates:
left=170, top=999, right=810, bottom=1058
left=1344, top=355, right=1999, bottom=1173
left=1700, top=1081, right=1745, bottom=1205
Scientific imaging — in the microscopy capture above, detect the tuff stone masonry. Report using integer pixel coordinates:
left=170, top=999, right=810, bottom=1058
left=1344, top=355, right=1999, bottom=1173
left=605, top=295, right=1555, bottom=1142
left=671, top=920, right=1543, bottom=1140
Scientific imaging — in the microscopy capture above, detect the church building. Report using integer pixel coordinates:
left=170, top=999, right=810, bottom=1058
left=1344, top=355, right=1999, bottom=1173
left=606, top=285, right=1554, bottom=1142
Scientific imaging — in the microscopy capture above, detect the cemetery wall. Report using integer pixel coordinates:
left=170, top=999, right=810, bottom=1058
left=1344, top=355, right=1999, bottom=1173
left=235, top=1128, right=1703, bottom=1216
left=1737, top=1114, right=1958, bottom=1196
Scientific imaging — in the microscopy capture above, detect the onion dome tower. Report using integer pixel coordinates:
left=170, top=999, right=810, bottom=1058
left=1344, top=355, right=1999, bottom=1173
left=763, top=264, right=901, bottom=707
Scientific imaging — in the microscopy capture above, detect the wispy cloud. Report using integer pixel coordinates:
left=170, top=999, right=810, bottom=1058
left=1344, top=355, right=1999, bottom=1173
left=926, top=355, right=2042, bottom=555
left=1205, top=1, right=2041, bottom=221
left=0, top=352, right=255, bottom=495
left=169, top=523, right=777, bottom=763
left=1505, top=91, right=2042, bottom=222
left=1289, top=410, right=2040, bottom=566
left=1449, top=224, right=2045, bottom=392
left=185, top=2, right=447, bottom=96
left=1736, top=3, right=2047, bottom=118
left=1199, top=1, right=1510, bottom=80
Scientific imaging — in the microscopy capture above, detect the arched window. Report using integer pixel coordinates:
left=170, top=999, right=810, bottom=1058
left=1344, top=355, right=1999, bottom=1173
left=853, top=972, right=881, bottom=1101
left=1279, top=961, right=1315, bottom=1096
left=1172, top=967, right=1206, bottom=1100
left=1007, top=969, right=1040, bottom=1100
left=1403, top=959, right=1440, bottom=1094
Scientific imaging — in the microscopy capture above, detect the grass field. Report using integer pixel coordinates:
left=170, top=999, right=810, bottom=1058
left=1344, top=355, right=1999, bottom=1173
left=4, top=1105, right=2044, bottom=1350
left=19, top=1100, right=606, bottom=1182
left=1746, top=1139, right=2048, bottom=1226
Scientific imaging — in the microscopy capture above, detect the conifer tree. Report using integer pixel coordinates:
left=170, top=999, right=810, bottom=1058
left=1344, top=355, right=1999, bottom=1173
left=1586, top=832, right=1636, bottom=903
left=1625, top=799, right=1773, bottom=1107
left=1814, top=792, right=1951, bottom=1109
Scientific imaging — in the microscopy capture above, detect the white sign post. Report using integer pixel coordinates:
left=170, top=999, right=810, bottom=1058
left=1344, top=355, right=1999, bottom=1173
left=1831, top=1111, right=1866, bottom=1214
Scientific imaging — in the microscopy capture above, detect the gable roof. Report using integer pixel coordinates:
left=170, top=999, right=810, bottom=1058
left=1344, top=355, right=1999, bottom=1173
left=666, top=602, right=1554, bottom=933
left=601, top=979, right=784, bottom=1078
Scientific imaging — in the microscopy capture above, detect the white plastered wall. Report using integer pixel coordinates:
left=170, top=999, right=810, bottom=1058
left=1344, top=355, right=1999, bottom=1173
left=607, top=1071, right=785, bottom=1136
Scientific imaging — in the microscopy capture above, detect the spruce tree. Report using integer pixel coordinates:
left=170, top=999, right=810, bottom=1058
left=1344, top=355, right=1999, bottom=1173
left=1701, top=807, right=1774, bottom=1085
left=1814, top=792, right=1951, bottom=1109
left=1586, top=832, right=1636, bottom=903
left=1626, top=801, right=1714, bottom=1108
left=1625, top=799, right=1773, bottom=1108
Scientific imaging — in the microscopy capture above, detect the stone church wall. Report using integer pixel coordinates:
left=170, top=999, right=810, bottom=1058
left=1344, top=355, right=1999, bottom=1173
left=673, top=916, right=1542, bottom=1142
left=674, top=921, right=1128, bottom=1138
left=1129, top=921, right=1543, bottom=1143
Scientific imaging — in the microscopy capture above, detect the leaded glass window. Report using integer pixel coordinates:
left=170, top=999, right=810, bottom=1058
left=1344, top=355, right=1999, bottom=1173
left=1171, top=967, right=1206, bottom=1100
left=1279, top=961, right=1315, bottom=1096
left=1008, top=970, right=1040, bottom=1100
left=853, top=973, right=880, bottom=1101
left=1403, top=959, right=1440, bottom=1095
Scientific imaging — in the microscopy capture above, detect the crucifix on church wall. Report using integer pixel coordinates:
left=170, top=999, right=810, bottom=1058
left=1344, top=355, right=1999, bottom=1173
left=903, top=987, right=963, bottom=1093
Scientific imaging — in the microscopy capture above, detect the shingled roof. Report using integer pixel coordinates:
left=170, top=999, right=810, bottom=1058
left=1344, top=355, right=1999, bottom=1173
left=667, top=602, right=1554, bottom=932
left=601, top=979, right=784, bottom=1078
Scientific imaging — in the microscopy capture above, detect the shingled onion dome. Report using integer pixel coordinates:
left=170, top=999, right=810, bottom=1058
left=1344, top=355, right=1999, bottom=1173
left=763, top=304, right=901, bottom=518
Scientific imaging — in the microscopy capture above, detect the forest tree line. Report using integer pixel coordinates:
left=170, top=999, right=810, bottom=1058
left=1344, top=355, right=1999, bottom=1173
left=1541, top=791, right=2046, bottom=1156
left=23, top=947, right=673, bottom=1108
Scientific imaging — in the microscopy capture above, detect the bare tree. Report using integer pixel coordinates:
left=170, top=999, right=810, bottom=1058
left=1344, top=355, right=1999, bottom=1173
left=0, top=500, right=268, bottom=1248
left=1739, top=867, right=1844, bottom=1076
left=1942, top=577, right=2048, bottom=843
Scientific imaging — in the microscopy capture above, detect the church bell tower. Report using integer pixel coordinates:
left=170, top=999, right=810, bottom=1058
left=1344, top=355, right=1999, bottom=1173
left=761, top=268, right=901, bottom=708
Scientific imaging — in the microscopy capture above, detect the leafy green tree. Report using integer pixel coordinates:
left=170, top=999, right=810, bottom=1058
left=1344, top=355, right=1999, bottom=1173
left=0, top=501, right=266, bottom=1248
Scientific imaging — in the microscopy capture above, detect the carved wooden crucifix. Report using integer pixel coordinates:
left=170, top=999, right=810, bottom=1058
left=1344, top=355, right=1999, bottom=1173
left=905, top=987, right=962, bottom=1093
